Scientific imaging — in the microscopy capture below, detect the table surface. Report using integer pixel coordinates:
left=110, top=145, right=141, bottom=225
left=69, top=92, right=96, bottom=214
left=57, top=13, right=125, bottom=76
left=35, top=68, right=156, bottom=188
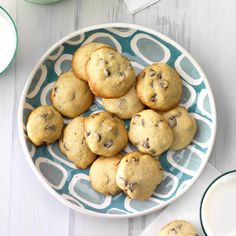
left=0, top=0, right=236, bottom=235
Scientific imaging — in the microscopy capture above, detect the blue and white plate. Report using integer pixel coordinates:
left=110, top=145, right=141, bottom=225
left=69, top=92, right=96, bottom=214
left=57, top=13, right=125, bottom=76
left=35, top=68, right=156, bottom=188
left=18, top=23, right=217, bottom=218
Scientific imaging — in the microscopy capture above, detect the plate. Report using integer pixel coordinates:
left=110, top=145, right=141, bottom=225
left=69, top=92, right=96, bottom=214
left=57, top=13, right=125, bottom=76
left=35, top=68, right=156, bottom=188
left=18, top=23, right=216, bottom=218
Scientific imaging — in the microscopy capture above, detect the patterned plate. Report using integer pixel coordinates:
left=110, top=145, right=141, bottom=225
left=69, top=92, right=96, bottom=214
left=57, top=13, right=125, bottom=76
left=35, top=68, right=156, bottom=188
left=18, top=23, right=216, bottom=218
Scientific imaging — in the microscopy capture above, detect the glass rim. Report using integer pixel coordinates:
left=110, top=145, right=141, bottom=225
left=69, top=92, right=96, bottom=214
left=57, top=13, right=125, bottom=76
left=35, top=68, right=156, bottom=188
left=24, top=0, right=61, bottom=5
left=199, top=169, right=236, bottom=236
left=0, top=6, right=18, bottom=76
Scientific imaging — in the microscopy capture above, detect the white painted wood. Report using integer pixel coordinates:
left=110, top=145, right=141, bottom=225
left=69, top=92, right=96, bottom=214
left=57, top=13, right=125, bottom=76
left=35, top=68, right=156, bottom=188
left=142, top=163, right=220, bottom=235
left=0, top=0, right=236, bottom=235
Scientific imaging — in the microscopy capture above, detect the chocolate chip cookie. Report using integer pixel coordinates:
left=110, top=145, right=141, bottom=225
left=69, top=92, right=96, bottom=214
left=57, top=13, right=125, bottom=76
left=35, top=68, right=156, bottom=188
left=162, top=106, right=197, bottom=150
left=59, top=116, right=97, bottom=169
left=86, top=47, right=136, bottom=98
left=159, top=220, right=198, bottom=236
left=50, top=71, right=94, bottom=118
left=136, top=63, right=182, bottom=111
left=72, top=42, right=112, bottom=81
left=129, top=109, right=174, bottom=156
left=84, top=111, right=128, bottom=157
left=89, top=154, right=122, bottom=195
left=102, top=85, right=145, bottom=119
left=116, top=152, right=163, bottom=200
left=26, top=105, right=64, bottom=146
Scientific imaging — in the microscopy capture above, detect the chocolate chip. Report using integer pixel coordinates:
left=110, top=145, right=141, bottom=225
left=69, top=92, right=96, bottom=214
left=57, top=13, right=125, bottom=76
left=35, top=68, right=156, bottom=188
left=169, top=228, right=178, bottom=234
left=132, top=114, right=141, bottom=125
left=45, top=124, right=56, bottom=131
left=132, top=156, right=139, bottom=163
left=104, top=69, right=111, bottom=77
left=81, top=137, right=86, bottom=145
left=104, top=140, right=113, bottom=148
left=168, top=116, right=177, bottom=128
left=141, top=119, right=145, bottom=127
left=97, top=133, right=102, bottom=142
left=40, top=112, right=49, bottom=119
left=150, top=79, right=154, bottom=88
left=157, top=73, right=162, bottom=79
left=128, top=182, right=137, bottom=192
left=143, top=138, right=150, bottom=149
left=149, top=69, right=156, bottom=77
left=176, top=224, right=182, bottom=230
left=151, top=94, right=157, bottom=102
left=53, top=86, right=58, bottom=97
left=118, top=72, right=126, bottom=79
left=159, top=79, right=169, bottom=89
left=86, top=131, right=91, bottom=137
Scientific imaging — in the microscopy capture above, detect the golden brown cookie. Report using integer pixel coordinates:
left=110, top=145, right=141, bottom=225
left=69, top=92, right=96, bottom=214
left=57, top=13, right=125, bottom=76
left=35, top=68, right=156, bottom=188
left=86, top=47, right=136, bottom=98
left=72, top=42, right=111, bottom=81
left=102, top=85, right=145, bottom=119
left=50, top=71, right=94, bottom=118
left=159, top=220, right=198, bottom=236
left=59, top=116, right=97, bottom=169
left=136, top=63, right=182, bottom=111
left=162, top=106, right=197, bottom=150
left=116, top=152, right=163, bottom=200
left=128, top=109, right=174, bottom=156
left=84, top=112, right=128, bottom=157
left=26, top=105, right=64, bottom=146
left=89, top=154, right=122, bottom=195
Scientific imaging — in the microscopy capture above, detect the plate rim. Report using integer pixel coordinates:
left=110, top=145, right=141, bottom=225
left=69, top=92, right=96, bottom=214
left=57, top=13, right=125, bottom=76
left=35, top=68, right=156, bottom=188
left=18, top=23, right=217, bottom=219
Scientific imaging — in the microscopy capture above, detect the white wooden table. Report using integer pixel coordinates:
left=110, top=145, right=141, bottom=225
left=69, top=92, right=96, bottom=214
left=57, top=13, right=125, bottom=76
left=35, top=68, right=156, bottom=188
left=0, top=0, right=236, bottom=235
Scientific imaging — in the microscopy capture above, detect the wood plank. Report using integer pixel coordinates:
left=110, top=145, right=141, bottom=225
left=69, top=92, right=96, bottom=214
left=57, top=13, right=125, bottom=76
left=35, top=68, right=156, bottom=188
left=142, top=163, right=220, bottom=235
left=190, top=0, right=236, bottom=171
left=6, top=0, right=74, bottom=235
left=0, top=1, right=17, bottom=235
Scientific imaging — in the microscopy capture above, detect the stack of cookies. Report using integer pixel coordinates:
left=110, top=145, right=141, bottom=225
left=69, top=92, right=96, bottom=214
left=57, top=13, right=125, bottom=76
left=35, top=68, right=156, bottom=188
left=26, top=42, right=197, bottom=200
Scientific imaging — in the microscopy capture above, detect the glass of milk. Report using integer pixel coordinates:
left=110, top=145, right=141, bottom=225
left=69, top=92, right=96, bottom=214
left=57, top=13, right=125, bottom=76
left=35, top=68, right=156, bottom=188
left=200, top=170, right=236, bottom=236
left=0, top=6, right=18, bottom=75
left=25, top=0, right=62, bottom=4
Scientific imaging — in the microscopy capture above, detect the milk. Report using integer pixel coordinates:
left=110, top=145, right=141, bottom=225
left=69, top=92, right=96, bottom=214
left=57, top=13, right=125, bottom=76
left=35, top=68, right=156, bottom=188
left=0, top=8, right=17, bottom=73
left=201, top=172, right=236, bottom=236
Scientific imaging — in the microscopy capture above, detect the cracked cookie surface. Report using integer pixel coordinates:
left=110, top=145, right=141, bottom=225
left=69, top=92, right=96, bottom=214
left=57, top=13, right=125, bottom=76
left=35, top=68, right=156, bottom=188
left=26, top=105, right=64, bottom=146
left=116, top=152, right=163, bottom=200
left=72, top=42, right=112, bottom=81
left=50, top=71, right=94, bottom=118
left=102, top=85, right=144, bottom=119
left=162, top=106, right=197, bottom=150
left=159, top=220, right=198, bottom=236
left=59, top=116, right=97, bottom=169
left=89, top=154, right=122, bottom=195
left=129, top=109, right=174, bottom=156
left=84, top=111, right=128, bottom=157
left=136, top=63, right=182, bottom=111
left=86, top=47, right=136, bottom=98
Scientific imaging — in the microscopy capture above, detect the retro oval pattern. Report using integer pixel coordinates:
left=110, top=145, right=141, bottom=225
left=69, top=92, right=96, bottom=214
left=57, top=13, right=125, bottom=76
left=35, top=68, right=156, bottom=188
left=21, top=26, right=215, bottom=216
